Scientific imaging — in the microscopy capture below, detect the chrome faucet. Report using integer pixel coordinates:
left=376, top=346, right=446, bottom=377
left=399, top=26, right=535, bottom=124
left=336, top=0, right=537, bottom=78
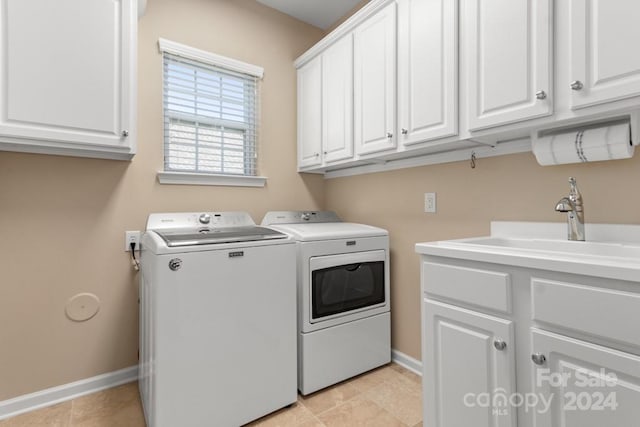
left=555, top=177, right=585, bottom=241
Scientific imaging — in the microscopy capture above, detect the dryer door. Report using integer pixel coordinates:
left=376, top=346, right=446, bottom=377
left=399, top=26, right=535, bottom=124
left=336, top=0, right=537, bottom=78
left=309, top=250, right=387, bottom=324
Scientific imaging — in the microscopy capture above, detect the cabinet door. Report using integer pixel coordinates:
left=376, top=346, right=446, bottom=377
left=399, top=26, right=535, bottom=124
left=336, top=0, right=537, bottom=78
left=398, top=0, right=457, bottom=146
left=570, top=0, right=640, bottom=109
left=423, top=299, right=517, bottom=427
left=353, top=2, right=396, bottom=156
left=531, top=329, right=640, bottom=427
left=297, top=56, right=323, bottom=168
left=464, top=0, right=552, bottom=131
left=0, top=0, right=134, bottom=151
left=322, top=36, right=353, bottom=164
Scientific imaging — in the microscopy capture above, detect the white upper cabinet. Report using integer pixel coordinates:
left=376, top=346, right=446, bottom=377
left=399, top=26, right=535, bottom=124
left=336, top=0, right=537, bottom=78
left=353, top=2, right=397, bottom=156
left=295, top=0, right=640, bottom=175
left=297, top=36, right=353, bottom=170
left=0, top=0, right=137, bottom=160
left=569, top=0, right=640, bottom=109
left=464, top=0, right=552, bottom=131
left=397, top=0, right=458, bottom=146
left=297, top=56, right=323, bottom=169
left=322, top=35, right=354, bottom=164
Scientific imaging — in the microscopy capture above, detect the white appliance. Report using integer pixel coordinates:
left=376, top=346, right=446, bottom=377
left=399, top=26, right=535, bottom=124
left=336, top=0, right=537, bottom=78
left=139, top=212, right=297, bottom=427
left=261, top=211, right=391, bottom=395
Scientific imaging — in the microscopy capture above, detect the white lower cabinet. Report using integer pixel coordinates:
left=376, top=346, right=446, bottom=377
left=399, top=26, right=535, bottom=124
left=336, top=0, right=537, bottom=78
left=531, top=329, right=640, bottom=427
left=420, top=258, right=640, bottom=427
left=423, top=299, right=516, bottom=427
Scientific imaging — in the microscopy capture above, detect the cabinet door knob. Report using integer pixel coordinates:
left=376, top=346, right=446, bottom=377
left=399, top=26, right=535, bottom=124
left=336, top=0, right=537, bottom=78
left=535, top=90, right=547, bottom=100
left=121, top=130, right=129, bottom=137
left=531, top=353, right=547, bottom=365
left=570, top=80, right=584, bottom=91
left=401, top=128, right=408, bottom=135
left=493, top=339, right=507, bottom=351
left=315, top=153, right=320, bottom=157
left=323, top=151, right=327, bottom=155
left=387, top=132, right=393, bottom=139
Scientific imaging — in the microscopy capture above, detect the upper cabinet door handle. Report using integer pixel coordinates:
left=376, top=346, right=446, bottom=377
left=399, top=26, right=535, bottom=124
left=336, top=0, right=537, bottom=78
left=570, top=80, right=584, bottom=91
left=386, top=132, right=393, bottom=139
left=535, top=90, right=547, bottom=100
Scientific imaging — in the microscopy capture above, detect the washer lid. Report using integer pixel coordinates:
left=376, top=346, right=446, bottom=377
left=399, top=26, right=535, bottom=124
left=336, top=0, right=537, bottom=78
left=270, top=222, right=387, bottom=241
left=155, top=226, right=287, bottom=247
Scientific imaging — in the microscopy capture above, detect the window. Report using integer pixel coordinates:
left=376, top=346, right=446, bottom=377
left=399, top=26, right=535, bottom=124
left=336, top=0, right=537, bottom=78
left=157, top=39, right=265, bottom=187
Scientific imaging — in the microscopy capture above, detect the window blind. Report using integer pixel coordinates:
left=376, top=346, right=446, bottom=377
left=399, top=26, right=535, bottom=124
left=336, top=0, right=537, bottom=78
left=163, top=52, right=259, bottom=176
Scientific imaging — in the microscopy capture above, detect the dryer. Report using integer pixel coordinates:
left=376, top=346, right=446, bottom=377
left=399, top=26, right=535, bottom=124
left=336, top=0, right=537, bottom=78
left=262, top=211, right=391, bottom=395
left=139, top=212, right=297, bottom=427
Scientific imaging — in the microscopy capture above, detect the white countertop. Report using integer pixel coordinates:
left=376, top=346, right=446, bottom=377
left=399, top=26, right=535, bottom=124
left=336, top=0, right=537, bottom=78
left=415, top=221, right=640, bottom=282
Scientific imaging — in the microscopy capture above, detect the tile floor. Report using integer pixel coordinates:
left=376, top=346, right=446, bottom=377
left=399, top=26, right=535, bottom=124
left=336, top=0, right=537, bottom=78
left=0, top=363, right=422, bottom=427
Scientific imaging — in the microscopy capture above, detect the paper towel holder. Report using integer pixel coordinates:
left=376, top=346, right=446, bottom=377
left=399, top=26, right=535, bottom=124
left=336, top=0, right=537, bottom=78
left=535, top=111, right=639, bottom=146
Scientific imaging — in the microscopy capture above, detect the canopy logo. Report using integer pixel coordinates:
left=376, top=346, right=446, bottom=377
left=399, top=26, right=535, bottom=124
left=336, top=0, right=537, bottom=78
left=463, top=368, right=619, bottom=415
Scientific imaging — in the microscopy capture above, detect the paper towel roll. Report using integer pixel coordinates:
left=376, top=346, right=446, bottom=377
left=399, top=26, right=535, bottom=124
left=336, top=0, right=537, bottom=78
left=532, top=123, right=634, bottom=166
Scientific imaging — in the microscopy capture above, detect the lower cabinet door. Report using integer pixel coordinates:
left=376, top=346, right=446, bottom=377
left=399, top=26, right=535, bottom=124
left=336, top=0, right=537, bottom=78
left=531, top=329, right=640, bottom=427
left=423, top=299, right=516, bottom=427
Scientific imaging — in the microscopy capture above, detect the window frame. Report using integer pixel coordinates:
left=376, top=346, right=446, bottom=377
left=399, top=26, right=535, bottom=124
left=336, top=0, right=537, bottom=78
left=157, top=38, right=266, bottom=187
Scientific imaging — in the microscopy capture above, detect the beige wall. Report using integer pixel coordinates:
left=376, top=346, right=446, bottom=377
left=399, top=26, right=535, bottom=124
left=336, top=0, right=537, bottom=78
left=0, top=0, right=324, bottom=400
left=324, top=152, right=640, bottom=360
left=2, top=0, right=639, bottom=403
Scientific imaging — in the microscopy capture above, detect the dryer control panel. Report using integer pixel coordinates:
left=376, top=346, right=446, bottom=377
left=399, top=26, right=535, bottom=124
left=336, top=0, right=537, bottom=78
left=262, top=211, right=341, bottom=225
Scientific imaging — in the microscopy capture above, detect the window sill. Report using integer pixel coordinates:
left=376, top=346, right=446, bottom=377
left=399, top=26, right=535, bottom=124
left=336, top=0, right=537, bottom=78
left=157, top=171, right=266, bottom=187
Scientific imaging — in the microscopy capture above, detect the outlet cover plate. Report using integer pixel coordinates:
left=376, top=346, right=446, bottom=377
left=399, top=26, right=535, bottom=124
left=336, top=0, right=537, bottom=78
left=425, top=192, right=437, bottom=213
left=125, top=231, right=141, bottom=251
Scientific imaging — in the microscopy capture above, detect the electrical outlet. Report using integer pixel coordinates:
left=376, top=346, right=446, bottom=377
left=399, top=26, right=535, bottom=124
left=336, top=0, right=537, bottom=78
left=125, top=231, right=141, bottom=251
left=425, top=192, right=437, bottom=213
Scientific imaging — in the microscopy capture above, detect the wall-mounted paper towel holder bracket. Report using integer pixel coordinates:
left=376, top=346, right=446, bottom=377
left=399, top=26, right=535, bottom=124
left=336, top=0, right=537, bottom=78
left=535, top=111, right=639, bottom=146
left=531, top=111, right=638, bottom=166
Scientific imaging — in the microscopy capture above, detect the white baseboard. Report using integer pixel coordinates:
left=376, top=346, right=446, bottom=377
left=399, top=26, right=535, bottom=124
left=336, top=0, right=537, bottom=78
left=391, top=349, right=423, bottom=376
left=1, top=351, right=420, bottom=421
left=0, top=365, right=138, bottom=421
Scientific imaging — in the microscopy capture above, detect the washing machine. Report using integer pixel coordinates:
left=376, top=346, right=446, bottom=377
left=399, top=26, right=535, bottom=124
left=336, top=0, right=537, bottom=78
left=139, top=212, right=297, bottom=427
left=261, top=211, right=391, bottom=395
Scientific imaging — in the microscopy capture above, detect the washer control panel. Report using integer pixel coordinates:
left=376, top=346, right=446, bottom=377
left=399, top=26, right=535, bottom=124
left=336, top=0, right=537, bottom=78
left=146, top=212, right=256, bottom=230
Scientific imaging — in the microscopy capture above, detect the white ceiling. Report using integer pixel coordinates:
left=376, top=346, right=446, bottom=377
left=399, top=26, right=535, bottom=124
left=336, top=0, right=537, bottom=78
left=256, top=0, right=364, bottom=30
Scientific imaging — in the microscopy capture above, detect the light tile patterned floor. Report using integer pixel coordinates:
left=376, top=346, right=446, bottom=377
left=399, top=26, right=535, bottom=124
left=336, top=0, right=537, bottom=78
left=0, top=363, right=422, bottom=427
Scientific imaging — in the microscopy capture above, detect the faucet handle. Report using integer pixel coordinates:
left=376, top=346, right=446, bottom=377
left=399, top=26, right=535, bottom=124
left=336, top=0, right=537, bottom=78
left=568, top=177, right=582, bottom=203
left=569, top=177, right=579, bottom=194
